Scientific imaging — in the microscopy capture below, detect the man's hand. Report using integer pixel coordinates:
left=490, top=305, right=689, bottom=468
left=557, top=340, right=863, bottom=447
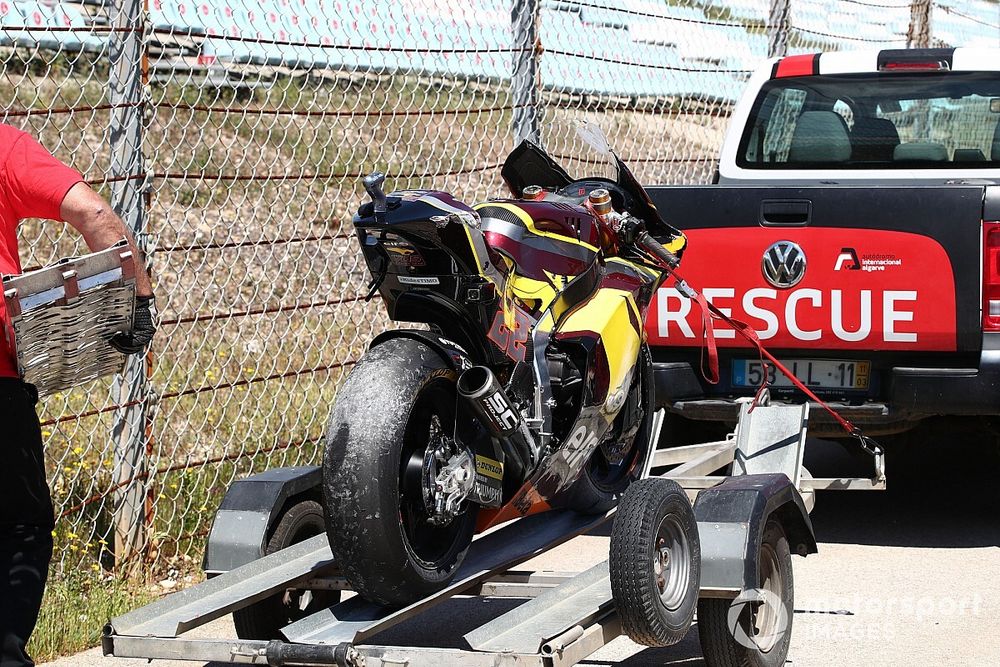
left=111, top=296, right=157, bottom=355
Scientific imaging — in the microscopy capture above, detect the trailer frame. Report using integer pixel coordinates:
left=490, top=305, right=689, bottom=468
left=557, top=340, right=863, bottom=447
left=103, top=400, right=884, bottom=667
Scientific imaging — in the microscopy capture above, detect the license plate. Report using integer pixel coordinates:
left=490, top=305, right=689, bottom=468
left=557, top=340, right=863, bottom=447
left=732, top=358, right=870, bottom=391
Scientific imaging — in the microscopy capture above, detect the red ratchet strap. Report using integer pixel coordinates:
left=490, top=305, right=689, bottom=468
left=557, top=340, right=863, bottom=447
left=671, top=272, right=858, bottom=439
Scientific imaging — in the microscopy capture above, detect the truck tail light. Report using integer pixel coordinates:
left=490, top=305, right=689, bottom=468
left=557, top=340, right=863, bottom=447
left=878, top=61, right=950, bottom=72
left=983, top=222, right=1000, bottom=331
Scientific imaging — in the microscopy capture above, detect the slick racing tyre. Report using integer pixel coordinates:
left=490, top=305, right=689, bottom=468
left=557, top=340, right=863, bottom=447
left=233, top=499, right=340, bottom=639
left=565, top=345, right=655, bottom=514
left=322, top=337, right=477, bottom=607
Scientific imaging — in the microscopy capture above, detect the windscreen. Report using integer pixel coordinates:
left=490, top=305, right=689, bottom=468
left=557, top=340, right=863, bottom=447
left=737, top=71, right=1000, bottom=169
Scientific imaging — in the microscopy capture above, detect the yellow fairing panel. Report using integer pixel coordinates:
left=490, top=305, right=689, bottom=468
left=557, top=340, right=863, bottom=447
left=663, top=231, right=687, bottom=255
left=559, top=288, right=642, bottom=409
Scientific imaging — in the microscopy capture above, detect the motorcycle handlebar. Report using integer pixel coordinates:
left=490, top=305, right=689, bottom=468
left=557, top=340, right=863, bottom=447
left=634, top=230, right=680, bottom=270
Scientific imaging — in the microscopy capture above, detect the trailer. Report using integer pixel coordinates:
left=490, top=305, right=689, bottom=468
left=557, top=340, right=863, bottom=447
left=103, top=397, right=884, bottom=667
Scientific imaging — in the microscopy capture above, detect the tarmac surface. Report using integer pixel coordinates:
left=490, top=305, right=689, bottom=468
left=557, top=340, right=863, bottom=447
left=44, top=421, right=1000, bottom=666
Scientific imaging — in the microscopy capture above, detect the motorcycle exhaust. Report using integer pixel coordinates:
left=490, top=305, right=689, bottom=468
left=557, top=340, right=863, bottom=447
left=457, top=366, right=539, bottom=482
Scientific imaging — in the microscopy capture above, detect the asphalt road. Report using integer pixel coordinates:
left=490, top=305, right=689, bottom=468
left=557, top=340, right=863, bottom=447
left=45, top=421, right=1000, bottom=666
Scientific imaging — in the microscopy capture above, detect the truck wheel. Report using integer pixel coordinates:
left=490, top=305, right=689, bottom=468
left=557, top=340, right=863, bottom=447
left=565, top=346, right=654, bottom=514
left=233, top=499, right=340, bottom=640
left=323, top=337, right=477, bottom=607
left=610, top=478, right=700, bottom=647
left=698, top=519, right=793, bottom=667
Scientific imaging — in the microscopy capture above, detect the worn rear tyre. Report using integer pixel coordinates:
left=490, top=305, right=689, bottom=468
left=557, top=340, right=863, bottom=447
left=233, top=499, right=340, bottom=639
left=610, top=478, right=700, bottom=647
left=322, top=337, right=477, bottom=607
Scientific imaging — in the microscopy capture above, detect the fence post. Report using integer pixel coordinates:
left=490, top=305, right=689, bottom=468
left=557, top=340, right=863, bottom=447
left=767, top=0, right=791, bottom=58
left=511, top=0, right=541, bottom=145
left=907, top=0, right=932, bottom=48
left=109, top=0, right=150, bottom=571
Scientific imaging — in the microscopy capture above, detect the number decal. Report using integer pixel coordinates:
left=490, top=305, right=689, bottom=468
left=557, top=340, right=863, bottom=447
left=487, top=310, right=532, bottom=362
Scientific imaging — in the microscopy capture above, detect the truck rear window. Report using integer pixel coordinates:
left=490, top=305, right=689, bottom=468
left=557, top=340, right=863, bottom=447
left=738, top=72, right=1000, bottom=169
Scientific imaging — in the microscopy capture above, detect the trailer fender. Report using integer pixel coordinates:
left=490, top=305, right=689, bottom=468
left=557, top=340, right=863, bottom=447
left=370, top=329, right=475, bottom=371
left=202, top=466, right=322, bottom=576
left=693, top=473, right=816, bottom=598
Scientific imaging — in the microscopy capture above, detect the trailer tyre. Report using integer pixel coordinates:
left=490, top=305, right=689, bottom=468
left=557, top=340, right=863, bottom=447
left=610, top=478, right=700, bottom=647
left=233, top=499, right=340, bottom=640
left=698, top=519, right=793, bottom=667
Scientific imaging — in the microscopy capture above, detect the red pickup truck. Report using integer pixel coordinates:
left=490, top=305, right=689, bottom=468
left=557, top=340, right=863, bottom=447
left=646, top=47, right=1000, bottom=437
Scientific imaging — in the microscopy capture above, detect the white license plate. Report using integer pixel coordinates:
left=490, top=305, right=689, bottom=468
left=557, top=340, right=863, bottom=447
left=732, top=358, right=870, bottom=390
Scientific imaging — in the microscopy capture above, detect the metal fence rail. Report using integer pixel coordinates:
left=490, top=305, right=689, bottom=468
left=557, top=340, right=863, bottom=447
left=0, top=0, right=996, bottom=580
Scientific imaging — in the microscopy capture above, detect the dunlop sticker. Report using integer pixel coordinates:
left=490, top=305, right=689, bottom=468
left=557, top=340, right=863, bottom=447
left=475, top=455, right=503, bottom=480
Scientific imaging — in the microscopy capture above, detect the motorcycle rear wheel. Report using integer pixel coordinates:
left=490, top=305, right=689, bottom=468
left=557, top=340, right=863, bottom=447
left=323, top=337, right=477, bottom=607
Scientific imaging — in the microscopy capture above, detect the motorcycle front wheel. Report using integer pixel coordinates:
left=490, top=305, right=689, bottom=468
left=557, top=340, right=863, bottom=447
left=564, top=345, right=654, bottom=514
left=323, top=337, right=477, bottom=607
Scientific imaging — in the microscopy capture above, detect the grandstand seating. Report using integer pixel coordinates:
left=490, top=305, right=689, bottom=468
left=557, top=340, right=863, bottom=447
left=0, top=0, right=996, bottom=97
left=1, top=1, right=102, bottom=52
left=0, top=1, right=23, bottom=47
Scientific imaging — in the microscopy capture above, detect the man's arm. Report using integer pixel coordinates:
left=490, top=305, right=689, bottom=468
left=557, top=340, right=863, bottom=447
left=59, top=182, right=154, bottom=298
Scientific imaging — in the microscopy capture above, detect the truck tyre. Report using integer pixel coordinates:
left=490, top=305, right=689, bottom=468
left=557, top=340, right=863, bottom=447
left=565, top=345, right=654, bottom=514
left=233, top=499, right=340, bottom=639
left=610, top=478, right=700, bottom=647
left=323, top=337, right=477, bottom=607
left=698, top=519, right=793, bottom=667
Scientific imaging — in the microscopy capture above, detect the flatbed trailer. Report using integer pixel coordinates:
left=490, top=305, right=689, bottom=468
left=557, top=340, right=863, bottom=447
left=103, top=400, right=884, bottom=667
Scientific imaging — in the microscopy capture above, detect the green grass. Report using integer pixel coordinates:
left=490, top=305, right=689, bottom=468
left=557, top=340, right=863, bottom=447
left=29, top=570, right=154, bottom=663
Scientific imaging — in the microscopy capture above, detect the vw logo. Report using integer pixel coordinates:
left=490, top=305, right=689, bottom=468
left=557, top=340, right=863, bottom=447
left=762, top=241, right=806, bottom=288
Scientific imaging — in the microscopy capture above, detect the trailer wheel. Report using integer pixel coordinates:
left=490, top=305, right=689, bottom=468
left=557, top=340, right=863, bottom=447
left=233, top=499, right=340, bottom=640
left=698, top=519, right=793, bottom=667
left=610, top=478, right=700, bottom=647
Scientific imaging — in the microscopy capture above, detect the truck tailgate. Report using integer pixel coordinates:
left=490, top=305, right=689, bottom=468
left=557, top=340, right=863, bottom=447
left=646, top=186, right=984, bottom=357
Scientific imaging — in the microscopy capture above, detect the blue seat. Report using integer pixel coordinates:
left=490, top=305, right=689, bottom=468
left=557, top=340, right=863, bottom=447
left=0, top=0, right=24, bottom=48
left=51, top=3, right=106, bottom=53
left=149, top=0, right=205, bottom=35
left=14, top=1, right=84, bottom=51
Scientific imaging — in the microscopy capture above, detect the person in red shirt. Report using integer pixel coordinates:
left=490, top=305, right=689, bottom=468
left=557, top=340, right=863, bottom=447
left=0, top=123, right=155, bottom=667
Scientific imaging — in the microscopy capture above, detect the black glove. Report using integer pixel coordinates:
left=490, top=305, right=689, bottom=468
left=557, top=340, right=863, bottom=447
left=111, top=295, right=157, bottom=355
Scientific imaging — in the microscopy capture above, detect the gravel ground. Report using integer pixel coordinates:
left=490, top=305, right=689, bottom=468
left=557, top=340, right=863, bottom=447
left=43, top=429, right=1000, bottom=667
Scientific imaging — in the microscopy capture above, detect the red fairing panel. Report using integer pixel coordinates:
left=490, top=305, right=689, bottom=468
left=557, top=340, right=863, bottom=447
left=647, top=228, right=957, bottom=351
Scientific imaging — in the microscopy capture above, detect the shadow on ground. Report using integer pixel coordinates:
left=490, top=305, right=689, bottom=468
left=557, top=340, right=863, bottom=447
left=200, top=418, right=998, bottom=667
left=804, top=416, right=1000, bottom=548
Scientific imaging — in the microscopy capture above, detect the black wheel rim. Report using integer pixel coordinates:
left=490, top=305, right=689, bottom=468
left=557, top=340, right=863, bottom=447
left=398, top=379, right=468, bottom=564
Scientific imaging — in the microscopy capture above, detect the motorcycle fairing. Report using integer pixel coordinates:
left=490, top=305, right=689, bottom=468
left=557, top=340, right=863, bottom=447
left=476, top=258, right=655, bottom=530
left=500, top=141, right=574, bottom=197
left=500, top=140, right=688, bottom=245
left=476, top=202, right=599, bottom=282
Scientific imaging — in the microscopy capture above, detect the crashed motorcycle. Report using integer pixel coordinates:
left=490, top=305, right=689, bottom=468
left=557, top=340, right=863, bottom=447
left=323, top=128, right=688, bottom=607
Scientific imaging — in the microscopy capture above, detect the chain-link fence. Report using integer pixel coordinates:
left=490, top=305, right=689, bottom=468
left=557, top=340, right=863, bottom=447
left=1, top=0, right=997, bottom=583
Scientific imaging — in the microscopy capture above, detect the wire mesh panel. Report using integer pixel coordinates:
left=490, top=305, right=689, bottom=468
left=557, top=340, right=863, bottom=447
left=142, top=0, right=516, bottom=575
left=0, top=0, right=996, bottom=588
left=537, top=0, right=758, bottom=187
